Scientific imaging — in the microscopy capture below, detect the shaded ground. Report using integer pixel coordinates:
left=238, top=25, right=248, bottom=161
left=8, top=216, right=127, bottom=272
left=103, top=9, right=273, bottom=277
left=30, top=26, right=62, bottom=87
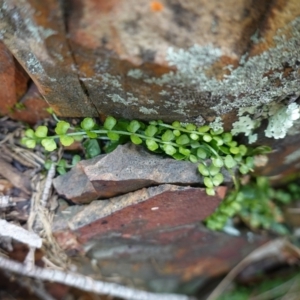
left=0, top=116, right=299, bottom=300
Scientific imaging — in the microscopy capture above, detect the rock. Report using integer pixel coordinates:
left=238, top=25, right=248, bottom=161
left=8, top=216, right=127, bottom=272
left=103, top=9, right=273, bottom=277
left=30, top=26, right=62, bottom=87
left=52, top=183, right=268, bottom=294
left=53, top=144, right=232, bottom=203
left=0, top=158, right=31, bottom=194
left=56, top=184, right=226, bottom=233
left=53, top=155, right=104, bottom=204
left=82, top=226, right=267, bottom=294
left=2, top=0, right=300, bottom=183
left=9, top=84, right=50, bottom=125
left=0, top=41, right=29, bottom=116
left=2, top=0, right=299, bottom=124
left=0, top=0, right=97, bottom=117
left=53, top=183, right=226, bottom=252
left=65, top=0, right=271, bottom=122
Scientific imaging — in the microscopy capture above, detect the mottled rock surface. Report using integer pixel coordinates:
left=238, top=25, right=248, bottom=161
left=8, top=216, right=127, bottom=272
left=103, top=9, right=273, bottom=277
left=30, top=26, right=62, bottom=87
left=0, top=0, right=97, bottom=117
left=1, top=0, right=299, bottom=123
left=53, top=184, right=226, bottom=233
left=53, top=144, right=232, bottom=203
left=82, top=227, right=267, bottom=294
left=1, top=0, right=300, bottom=182
left=52, top=183, right=267, bottom=294
left=0, top=1, right=299, bottom=298
left=0, top=41, right=29, bottom=115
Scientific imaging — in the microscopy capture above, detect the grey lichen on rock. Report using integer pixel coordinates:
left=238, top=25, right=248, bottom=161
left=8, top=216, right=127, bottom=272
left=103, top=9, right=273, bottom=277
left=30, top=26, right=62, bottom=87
left=136, top=17, right=300, bottom=141
left=1, top=0, right=299, bottom=135
left=0, top=0, right=98, bottom=117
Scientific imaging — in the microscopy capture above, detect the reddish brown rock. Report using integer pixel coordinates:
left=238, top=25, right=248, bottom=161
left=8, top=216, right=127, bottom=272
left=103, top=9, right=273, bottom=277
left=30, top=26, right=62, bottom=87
left=0, top=0, right=97, bottom=117
left=68, top=184, right=226, bottom=232
left=83, top=226, right=267, bottom=293
left=255, top=135, right=300, bottom=185
left=64, top=0, right=272, bottom=122
left=1, top=0, right=300, bottom=184
left=0, top=41, right=29, bottom=116
left=52, top=184, right=226, bottom=251
left=68, top=0, right=269, bottom=66
left=9, top=84, right=50, bottom=124
left=52, top=184, right=268, bottom=293
left=53, top=155, right=104, bottom=204
left=53, top=144, right=232, bottom=203
left=249, top=0, right=300, bottom=56
left=2, top=0, right=297, bottom=123
left=0, top=41, right=49, bottom=124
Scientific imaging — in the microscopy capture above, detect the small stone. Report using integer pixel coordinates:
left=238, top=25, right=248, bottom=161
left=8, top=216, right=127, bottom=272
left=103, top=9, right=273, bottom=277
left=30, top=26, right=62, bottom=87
left=53, top=156, right=102, bottom=203
left=9, top=84, right=49, bottom=124
left=53, top=144, right=232, bottom=203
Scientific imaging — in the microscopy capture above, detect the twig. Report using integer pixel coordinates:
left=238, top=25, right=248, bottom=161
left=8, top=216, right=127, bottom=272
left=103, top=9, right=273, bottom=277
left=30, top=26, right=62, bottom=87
left=0, top=219, right=42, bottom=248
left=42, top=256, right=64, bottom=270
left=40, top=162, right=55, bottom=208
left=0, top=158, right=31, bottom=194
left=28, top=174, right=68, bottom=268
left=23, top=246, right=37, bottom=271
left=0, top=256, right=195, bottom=300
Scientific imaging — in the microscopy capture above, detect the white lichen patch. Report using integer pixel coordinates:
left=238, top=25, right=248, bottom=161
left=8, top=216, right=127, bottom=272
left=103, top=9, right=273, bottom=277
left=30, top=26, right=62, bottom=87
left=212, top=18, right=300, bottom=120
left=107, top=94, right=126, bottom=104
left=127, top=69, right=144, bottom=79
left=194, top=115, right=205, bottom=125
left=237, top=106, right=257, bottom=116
left=231, top=115, right=258, bottom=141
left=126, top=93, right=139, bottom=106
left=144, top=44, right=222, bottom=88
left=159, top=90, right=170, bottom=96
left=265, top=103, right=300, bottom=139
left=250, top=29, right=265, bottom=44
left=139, top=107, right=158, bottom=114
left=248, top=133, right=258, bottom=144
left=25, top=52, right=45, bottom=75
left=209, top=116, right=223, bottom=131
left=232, top=102, right=300, bottom=142
left=107, top=92, right=140, bottom=107
left=166, top=45, right=222, bottom=81
left=101, top=73, right=122, bottom=90
left=287, top=118, right=300, bottom=136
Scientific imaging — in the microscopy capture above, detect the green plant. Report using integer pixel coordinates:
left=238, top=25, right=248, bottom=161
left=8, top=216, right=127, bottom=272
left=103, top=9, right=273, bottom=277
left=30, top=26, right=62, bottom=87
left=9, top=102, right=26, bottom=113
left=44, top=154, right=81, bottom=175
left=217, top=271, right=300, bottom=300
left=21, top=115, right=269, bottom=196
left=206, top=176, right=299, bottom=234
